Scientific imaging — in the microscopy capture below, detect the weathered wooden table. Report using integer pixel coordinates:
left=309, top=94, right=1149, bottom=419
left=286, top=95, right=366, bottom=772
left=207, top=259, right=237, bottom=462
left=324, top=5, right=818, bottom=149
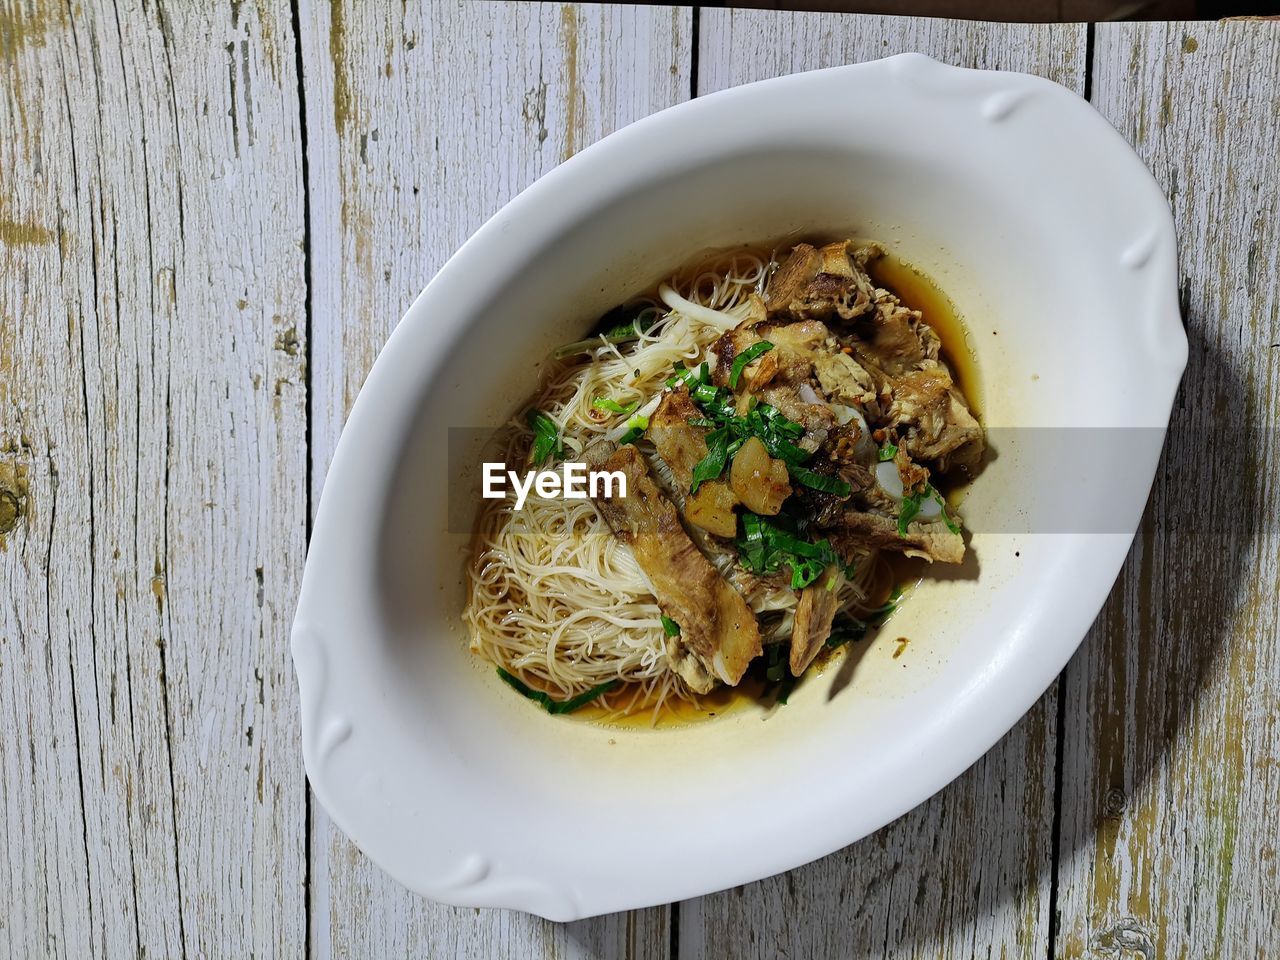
left=3, top=2, right=1277, bottom=957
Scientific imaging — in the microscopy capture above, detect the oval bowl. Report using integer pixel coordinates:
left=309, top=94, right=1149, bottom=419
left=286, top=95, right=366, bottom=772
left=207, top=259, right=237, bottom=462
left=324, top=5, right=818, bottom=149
left=293, top=53, right=1186, bottom=920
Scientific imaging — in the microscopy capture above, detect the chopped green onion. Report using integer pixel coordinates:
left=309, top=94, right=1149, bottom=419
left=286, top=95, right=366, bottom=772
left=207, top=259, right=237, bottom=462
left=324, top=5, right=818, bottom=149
left=660, top=615, right=681, bottom=637
left=526, top=409, right=563, bottom=466
left=763, top=643, right=797, bottom=704
left=664, top=361, right=816, bottom=490
left=763, top=435, right=810, bottom=465
left=825, top=618, right=868, bottom=649
left=690, top=381, right=722, bottom=408
left=665, top=364, right=697, bottom=389
left=879, top=443, right=898, bottom=462
left=728, top=341, right=774, bottom=389
left=618, top=414, right=650, bottom=446
left=788, top=464, right=851, bottom=497
left=736, top=512, right=845, bottom=590
left=737, top=511, right=770, bottom=573
left=932, top=487, right=962, bottom=534
left=592, top=396, right=639, bottom=415
left=765, top=643, right=787, bottom=682
left=554, top=303, right=662, bottom=358
left=897, top=485, right=960, bottom=536
left=868, top=584, right=905, bottom=618
left=598, top=307, right=653, bottom=340
left=497, top=668, right=619, bottom=714
left=898, top=491, right=923, bottom=536
left=758, top=403, right=799, bottom=429
left=665, top=361, right=710, bottom=390
left=689, top=426, right=731, bottom=494
left=788, top=557, right=825, bottom=589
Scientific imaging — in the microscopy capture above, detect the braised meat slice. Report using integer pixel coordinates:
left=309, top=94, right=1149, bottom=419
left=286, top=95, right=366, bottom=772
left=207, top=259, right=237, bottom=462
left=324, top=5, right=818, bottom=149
left=648, top=387, right=738, bottom=537
left=789, top=565, right=844, bottom=676
left=835, top=510, right=964, bottom=565
left=844, top=291, right=941, bottom=379
left=712, top=317, right=832, bottom=390
left=765, top=241, right=878, bottom=322
left=886, top=368, right=984, bottom=470
left=648, top=388, right=710, bottom=483
left=813, top=350, right=878, bottom=410
left=585, top=441, right=762, bottom=690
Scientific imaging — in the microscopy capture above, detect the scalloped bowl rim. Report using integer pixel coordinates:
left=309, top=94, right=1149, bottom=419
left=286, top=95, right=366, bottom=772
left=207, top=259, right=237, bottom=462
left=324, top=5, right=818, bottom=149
left=293, top=53, right=1186, bottom=920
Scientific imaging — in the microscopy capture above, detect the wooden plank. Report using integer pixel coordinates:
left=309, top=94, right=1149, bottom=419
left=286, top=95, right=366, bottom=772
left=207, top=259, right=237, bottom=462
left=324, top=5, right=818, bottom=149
left=0, top=1, right=307, bottom=957
left=633, top=0, right=1198, bottom=23
left=297, top=1, right=690, bottom=954
left=1056, top=21, right=1280, bottom=958
left=685, top=11, right=1088, bottom=959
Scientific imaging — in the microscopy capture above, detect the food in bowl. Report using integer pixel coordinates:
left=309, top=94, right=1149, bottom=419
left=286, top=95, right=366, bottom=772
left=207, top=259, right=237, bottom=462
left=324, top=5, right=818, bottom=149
left=464, top=238, right=985, bottom=721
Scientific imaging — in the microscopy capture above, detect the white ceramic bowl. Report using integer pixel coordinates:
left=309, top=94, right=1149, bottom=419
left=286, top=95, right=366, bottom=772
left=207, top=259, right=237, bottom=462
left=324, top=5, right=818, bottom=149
left=293, top=54, right=1185, bottom=920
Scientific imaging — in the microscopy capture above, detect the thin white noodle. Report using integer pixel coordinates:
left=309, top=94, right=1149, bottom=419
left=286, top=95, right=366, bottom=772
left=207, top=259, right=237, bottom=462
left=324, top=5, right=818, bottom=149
left=657, top=282, right=743, bottom=331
